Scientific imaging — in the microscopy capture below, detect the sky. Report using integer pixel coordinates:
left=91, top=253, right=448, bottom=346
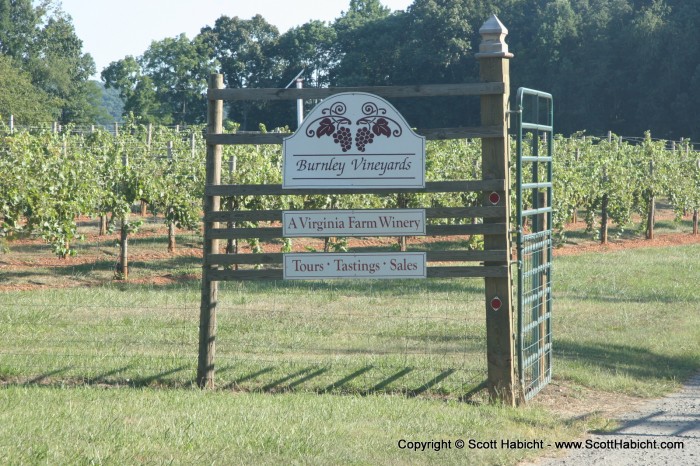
left=58, top=0, right=414, bottom=80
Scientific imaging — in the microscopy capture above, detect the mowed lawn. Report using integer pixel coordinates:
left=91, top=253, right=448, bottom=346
left=1, top=243, right=699, bottom=464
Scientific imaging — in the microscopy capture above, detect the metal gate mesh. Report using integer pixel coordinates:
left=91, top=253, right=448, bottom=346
left=515, top=88, right=553, bottom=400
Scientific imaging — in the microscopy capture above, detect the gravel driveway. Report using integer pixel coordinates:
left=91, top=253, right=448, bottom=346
left=538, top=373, right=699, bottom=465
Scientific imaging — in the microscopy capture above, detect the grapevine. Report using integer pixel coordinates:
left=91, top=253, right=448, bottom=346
left=1, top=120, right=698, bottom=265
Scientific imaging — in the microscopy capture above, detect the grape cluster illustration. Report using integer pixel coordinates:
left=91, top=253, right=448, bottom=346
left=354, top=127, right=375, bottom=152
left=332, top=126, right=353, bottom=152
left=311, top=103, right=396, bottom=153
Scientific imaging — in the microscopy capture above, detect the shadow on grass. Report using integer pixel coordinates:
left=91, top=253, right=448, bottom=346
left=318, top=366, right=374, bottom=393
left=90, top=365, right=132, bottom=383
left=1, top=365, right=192, bottom=390
left=27, top=367, right=72, bottom=384
left=563, top=291, right=697, bottom=305
left=2, top=363, right=488, bottom=402
left=0, top=259, right=115, bottom=285
left=555, top=340, right=699, bottom=382
left=223, top=366, right=275, bottom=389
left=239, top=364, right=485, bottom=401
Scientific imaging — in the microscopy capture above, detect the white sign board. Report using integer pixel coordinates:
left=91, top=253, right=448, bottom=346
left=283, top=93, right=425, bottom=189
left=283, top=209, right=426, bottom=237
left=283, top=252, right=427, bottom=280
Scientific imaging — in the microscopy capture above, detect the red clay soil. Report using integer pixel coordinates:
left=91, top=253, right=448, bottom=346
left=553, top=232, right=700, bottom=257
left=2, top=209, right=699, bottom=291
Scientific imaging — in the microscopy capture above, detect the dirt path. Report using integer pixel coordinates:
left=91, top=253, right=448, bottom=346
left=527, top=373, right=700, bottom=465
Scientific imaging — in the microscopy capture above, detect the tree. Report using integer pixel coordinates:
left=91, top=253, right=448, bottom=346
left=198, top=15, right=284, bottom=129
left=395, top=0, right=475, bottom=83
left=28, top=15, right=100, bottom=123
left=102, top=56, right=163, bottom=123
left=0, top=0, right=40, bottom=60
left=276, top=20, right=337, bottom=88
left=330, top=0, right=395, bottom=86
left=0, top=0, right=99, bottom=124
left=0, top=53, right=59, bottom=124
left=94, top=81, right=124, bottom=125
left=140, top=34, right=215, bottom=125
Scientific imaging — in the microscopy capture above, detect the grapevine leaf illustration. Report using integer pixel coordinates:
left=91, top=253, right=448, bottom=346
left=372, top=118, right=391, bottom=137
left=316, top=118, right=335, bottom=138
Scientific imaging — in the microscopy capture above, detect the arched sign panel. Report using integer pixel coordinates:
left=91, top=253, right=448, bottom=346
left=283, top=93, right=425, bottom=189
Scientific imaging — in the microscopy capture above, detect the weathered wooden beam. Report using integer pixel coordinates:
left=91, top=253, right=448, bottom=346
left=477, top=15, right=517, bottom=406
left=204, top=206, right=506, bottom=223
left=207, top=265, right=508, bottom=281
left=198, top=73, right=224, bottom=390
left=208, top=82, right=505, bottom=101
left=206, top=250, right=509, bottom=266
left=204, top=180, right=506, bottom=196
left=206, top=223, right=506, bottom=240
left=205, top=125, right=504, bottom=145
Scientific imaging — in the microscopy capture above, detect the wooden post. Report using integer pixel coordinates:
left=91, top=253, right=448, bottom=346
left=99, top=215, right=107, bottom=235
left=397, top=193, right=408, bottom=251
left=140, top=125, right=150, bottom=217
left=9, top=115, right=13, bottom=134
left=119, top=150, right=129, bottom=279
left=601, top=197, right=609, bottom=244
left=572, top=149, right=580, bottom=224
left=119, top=221, right=129, bottom=279
left=198, top=74, right=224, bottom=389
left=476, top=15, right=516, bottom=405
left=646, top=158, right=655, bottom=240
left=167, top=141, right=176, bottom=252
left=601, top=167, right=608, bottom=244
left=696, top=158, right=700, bottom=236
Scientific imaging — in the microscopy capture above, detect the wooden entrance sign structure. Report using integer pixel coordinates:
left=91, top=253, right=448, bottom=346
left=198, top=15, right=517, bottom=405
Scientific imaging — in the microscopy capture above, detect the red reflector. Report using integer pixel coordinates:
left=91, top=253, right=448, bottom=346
left=491, top=297, right=502, bottom=311
left=489, top=192, right=501, bottom=205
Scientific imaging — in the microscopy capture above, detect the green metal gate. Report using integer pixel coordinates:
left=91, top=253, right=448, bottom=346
left=515, top=88, right=553, bottom=401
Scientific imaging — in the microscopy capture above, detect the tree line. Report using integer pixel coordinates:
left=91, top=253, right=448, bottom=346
left=2, top=1, right=700, bottom=140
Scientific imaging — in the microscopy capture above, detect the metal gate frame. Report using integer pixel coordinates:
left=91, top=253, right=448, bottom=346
left=515, top=88, right=553, bottom=401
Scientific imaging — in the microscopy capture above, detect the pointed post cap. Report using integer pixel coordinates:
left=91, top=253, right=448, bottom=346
left=475, top=15, right=514, bottom=59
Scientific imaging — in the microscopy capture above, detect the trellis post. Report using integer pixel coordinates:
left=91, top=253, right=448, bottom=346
left=198, top=73, right=224, bottom=388
left=476, top=15, right=517, bottom=405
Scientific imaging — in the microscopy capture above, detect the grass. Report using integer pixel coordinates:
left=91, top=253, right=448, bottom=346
left=553, top=245, right=700, bottom=396
left=0, top=386, right=592, bottom=465
left=0, top=278, right=488, bottom=396
left=1, top=239, right=699, bottom=463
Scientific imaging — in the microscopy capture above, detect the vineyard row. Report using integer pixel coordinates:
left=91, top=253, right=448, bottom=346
left=1, top=122, right=699, bottom=274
